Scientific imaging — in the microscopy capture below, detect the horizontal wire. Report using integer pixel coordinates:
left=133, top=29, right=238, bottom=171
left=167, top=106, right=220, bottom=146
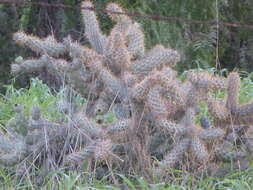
left=1, top=0, right=253, bottom=30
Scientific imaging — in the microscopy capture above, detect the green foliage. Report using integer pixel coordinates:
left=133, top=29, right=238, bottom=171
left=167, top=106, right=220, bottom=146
left=132, top=0, right=218, bottom=71
left=239, top=72, right=253, bottom=104
left=0, top=78, right=85, bottom=125
left=0, top=78, right=57, bottom=125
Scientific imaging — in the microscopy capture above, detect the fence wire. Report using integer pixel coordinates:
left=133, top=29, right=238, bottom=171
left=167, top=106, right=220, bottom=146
left=1, top=0, right=253, bottom=30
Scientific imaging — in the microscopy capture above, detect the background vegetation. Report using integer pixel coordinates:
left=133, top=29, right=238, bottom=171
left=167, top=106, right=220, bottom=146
left=1, top=0, right=253, bottom=93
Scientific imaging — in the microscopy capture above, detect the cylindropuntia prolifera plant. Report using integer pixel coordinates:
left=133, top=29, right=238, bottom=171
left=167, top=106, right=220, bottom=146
left=2, top=0, right=253, bottom=184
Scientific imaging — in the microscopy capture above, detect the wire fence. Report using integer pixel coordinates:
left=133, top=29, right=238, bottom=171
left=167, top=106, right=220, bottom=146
left=1, top=0, right=253, bottom=30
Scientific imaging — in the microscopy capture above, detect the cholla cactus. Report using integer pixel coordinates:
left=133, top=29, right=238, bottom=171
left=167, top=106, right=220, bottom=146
left=6, top=104, right=28, bottom=137
left=4, top=0, right=253, bottom=183
left=215, top=140, right=246, bottom=162
left=0, top=131, right=27, bottom=167
left=156, top=108, right=225, bottom=172
left=208, top=72, right=253, bottom=125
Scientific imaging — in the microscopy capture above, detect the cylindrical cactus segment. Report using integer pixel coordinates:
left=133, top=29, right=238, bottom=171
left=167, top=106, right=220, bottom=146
left=106, top=119, right=132, bottom=143
left=72, top=112, right=102, bottom=138
left=105, top=31, right=130, bottom=75
left=198, top=128, right=225, bottom=141
left=0, top=151, right=26, bottom=167
left=93, top=90, right=114, bottom=115
left=11, top=55, right=49, bottom=74
left=95, top=67, right=127, bottom=100
left=64, top=139, right=113, bottom=164
left=157, top=67, right=178, bottom=87
left=207, top=96, right=230, bottom=122
left=243, top=126, right=253, bottom=154
left=148, top=133, right=167, bottom=153
left=125, top=22, right=145, bottom=59
left=159, top=138, right=191, bottom=168
left=180, top=107, right=196, bottom=127
left=0, top=134, right=27, bottom=167
left=106, top=5, right=145, bottom=60
left=226, top=72, right=240, bottom=113
left=163, top=89, right=187, bottom=110
left=130, top=74, right=156, bottom=101
left=6, top=104, right=28, bottom=137
left=186, top=71, right=227, bottom=91
left=130, top=45, right=180, bottom=75
left=155, top=119, right=187, bottom=136
left=112, top=103, right=131, bottom=119
left=0, top=133, right=17, bottom=153
left=106, top=119, right=132, bottom=135
left=106, top=2, right=131, bottom=23
left=234, top=102, right=253, bottom=118
left=64, top=143, right=96, bottom=165
left=81, top=1, right=108, bottom=54
left=31, top=105, right=41, bottom=120
left=13, top=31, right=66, bottom=57
left=63, top=36, right=99, bottom=62
left=215, top=141, right=246, bottom=161
left=94, top=139, right=113, bottom=160
left=190, top=136, right=209, bottom=163
left=147, top=85, right=168, bottom=118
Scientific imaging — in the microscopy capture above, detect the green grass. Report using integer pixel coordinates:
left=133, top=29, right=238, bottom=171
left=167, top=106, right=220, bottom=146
left=0, top=167, right=253, bottom=189
left=0, top=78, right=87, bottom=125
left=0, top=75, right=253, bottom=189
